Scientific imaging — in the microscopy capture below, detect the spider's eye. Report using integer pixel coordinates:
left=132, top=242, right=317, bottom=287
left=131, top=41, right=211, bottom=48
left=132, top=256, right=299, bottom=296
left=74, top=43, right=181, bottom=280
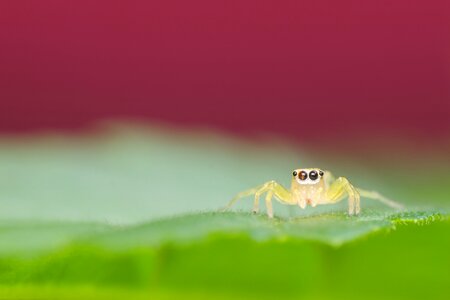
left=293, top=171, right=298, bottom=177
left=309, top=170, right=318, bottom=180
left=319, top=170, right=324, bottom=177
left=298, top=171, right=308, bottom=181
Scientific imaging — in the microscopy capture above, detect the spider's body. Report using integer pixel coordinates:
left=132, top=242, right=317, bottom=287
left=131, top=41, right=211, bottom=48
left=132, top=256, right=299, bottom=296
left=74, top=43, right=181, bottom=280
left=224, top=168, right=403, bottom=218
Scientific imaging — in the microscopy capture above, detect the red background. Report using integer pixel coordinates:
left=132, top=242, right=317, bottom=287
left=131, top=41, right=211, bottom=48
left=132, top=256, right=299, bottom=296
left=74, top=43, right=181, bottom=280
left=1, top=0, right=449, bottom=139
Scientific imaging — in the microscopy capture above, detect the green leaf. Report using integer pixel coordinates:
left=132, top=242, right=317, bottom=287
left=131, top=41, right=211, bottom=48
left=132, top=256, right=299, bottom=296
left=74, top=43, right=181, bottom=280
left=0, top=124, right=448, bottom=299
left=0, top=210, right=445, bottom=257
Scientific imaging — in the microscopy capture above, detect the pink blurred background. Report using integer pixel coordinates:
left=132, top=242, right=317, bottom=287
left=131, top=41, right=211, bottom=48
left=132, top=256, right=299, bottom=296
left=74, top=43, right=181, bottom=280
left=1, top=0, right=449, bottom=142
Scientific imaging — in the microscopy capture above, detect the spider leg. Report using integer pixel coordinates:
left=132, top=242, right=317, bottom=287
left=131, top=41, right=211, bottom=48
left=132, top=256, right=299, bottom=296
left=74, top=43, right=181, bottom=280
left=265, top=190, right=274, bottom=218
left=325, top=177, right=360, bottom=215
left=221, top=186, right=261, bottom=212
left=323, top=170, right=336, bottom=189
left=222, top=180, right=293, bottom=218
left=357, top=188, right=404, bottom=209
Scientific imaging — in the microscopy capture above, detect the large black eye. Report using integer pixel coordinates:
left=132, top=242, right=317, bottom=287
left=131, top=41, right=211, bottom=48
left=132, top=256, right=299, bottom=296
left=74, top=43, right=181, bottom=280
left=299, top=171, right=308, bottom=180
left=293, top=171, right=298, bottom=177
left=309, top=170, right=318, bottom=180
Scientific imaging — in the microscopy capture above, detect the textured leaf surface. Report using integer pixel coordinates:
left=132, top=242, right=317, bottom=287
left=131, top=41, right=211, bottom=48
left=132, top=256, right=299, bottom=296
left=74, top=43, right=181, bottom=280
left=0, top=210, right=444, bottom=257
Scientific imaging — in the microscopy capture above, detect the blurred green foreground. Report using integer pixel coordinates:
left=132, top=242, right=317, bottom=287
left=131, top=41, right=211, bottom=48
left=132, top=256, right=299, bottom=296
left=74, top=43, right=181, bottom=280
left=0, top=124, right=449, bottom=299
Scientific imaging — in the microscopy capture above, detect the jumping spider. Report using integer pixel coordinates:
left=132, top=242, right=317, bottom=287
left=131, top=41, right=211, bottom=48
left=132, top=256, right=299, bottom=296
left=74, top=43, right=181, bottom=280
left=223, top=168, right=403, bottom=218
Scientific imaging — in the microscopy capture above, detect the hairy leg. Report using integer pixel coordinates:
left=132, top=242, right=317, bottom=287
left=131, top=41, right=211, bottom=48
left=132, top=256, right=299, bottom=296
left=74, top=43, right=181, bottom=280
left=325, top=177, right=360, bottom=215
left=325, top=171, right=403, bottom=211
left=357, top=188, right=404, bottom=209
left=253, top=196, right=260, bottom=214
left=221, top=186, right=261, bottom=211
left=265, top=190, right=274, bottom=218
left=222, top=180, right=293, bottom=218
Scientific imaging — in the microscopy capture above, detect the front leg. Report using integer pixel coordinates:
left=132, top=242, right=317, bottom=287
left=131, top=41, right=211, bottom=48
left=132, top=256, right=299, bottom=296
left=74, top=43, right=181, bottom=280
left=223, top=180, right=294, bottom=218
left=324, top=177, right=360, bottom=215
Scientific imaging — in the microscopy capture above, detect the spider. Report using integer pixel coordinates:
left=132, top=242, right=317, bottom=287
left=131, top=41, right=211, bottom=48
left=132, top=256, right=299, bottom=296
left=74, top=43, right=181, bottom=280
left=223, top=168, right=403, bottom=218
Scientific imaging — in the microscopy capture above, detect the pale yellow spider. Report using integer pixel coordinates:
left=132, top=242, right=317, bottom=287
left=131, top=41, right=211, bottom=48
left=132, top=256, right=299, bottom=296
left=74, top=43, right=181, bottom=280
left=223, top=168, right=403, bottom=218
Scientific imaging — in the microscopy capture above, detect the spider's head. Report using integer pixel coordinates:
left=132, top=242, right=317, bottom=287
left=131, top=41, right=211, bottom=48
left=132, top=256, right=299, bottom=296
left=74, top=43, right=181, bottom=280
left=292, top=168, right=324, bottom=185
